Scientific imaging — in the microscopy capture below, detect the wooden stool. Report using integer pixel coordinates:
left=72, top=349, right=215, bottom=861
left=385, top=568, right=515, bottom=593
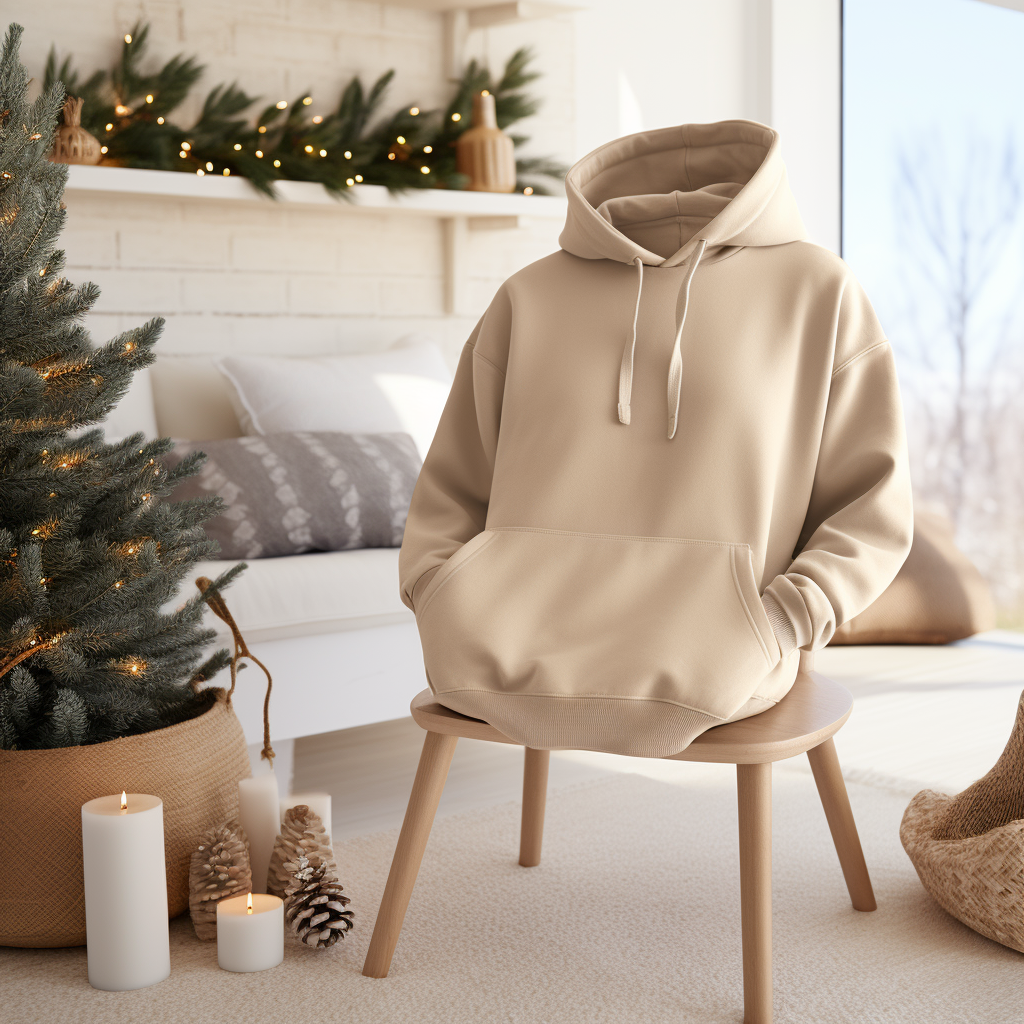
left=362, top=656, right=875, bottom=1024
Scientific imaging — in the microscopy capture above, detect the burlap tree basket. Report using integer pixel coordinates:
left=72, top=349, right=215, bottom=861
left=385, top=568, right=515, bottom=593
left=901, top=688, right=1024, bottom=953
left=0, top=581, right=257, bottom=948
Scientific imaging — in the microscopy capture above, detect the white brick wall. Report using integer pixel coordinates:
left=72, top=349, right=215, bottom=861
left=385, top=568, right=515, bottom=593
left=18, top=1, right=574, bottom=365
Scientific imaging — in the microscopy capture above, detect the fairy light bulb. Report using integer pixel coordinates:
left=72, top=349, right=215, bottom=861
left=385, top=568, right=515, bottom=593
left=396, top=136, right=405, bottom=145
left=346, top=177, right=354, bottom=186
left=100, top=146, right=108, bottom=154
left=276, top=100, right=287, bottom=110
left=409, top=107, right=419, bottom=116
left=105, top=123, right=114, bottom=132
left=319, top=149, right=326, bottom=157
left=233, top=143, right=241, bottom=151
left=302, top=96, right=312, bottom=106
left=523, top=186, right=534, bottom=195
left=343, top=151, right=352, bottom=160
left=145, top=94, right=154, bottom=104
left=304, top=144, right=313, bottom=153
left=206, top=162, right=213, bottom=171
left=273, top=159, right=281, bottom=168
left=258, top=125, right=267, bottom=133
left=181, top=142, right=191, bottom=151
left=197, top=168, right=205, bottom=176
left=451, top=112, right=461, bottom=122
left=124, top=33, right=132, bottom=43
left=312, top=115, right=323, bottom=124
left=222, top=168, right=230, bottom=176
left=420, top=165, right=429, bottom=174
left=354, top=174, right=363, bottom=182
left=157, top=116, right=165, bottom=124
left=423, top=145, right=433, bottom=154
left=255, top=150, right=263, bottom=158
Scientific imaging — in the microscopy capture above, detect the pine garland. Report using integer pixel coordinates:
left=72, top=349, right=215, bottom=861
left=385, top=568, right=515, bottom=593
left=0, top=23, right=240, bottom=750
left=42, top=22, right=566, bottom=197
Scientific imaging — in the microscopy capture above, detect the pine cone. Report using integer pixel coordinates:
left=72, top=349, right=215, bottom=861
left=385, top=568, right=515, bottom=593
left=267, top=804, right=337, bottom=898
left=284, top=857, right=353, bottom=948
left=188, top=821, right=252, bottom=940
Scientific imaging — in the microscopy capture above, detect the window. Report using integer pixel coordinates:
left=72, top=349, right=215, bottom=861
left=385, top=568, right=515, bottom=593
left=843, top=0, right=1024, bottom=626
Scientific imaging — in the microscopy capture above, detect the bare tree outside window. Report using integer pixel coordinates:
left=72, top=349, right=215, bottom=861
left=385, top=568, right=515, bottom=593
left=885, top=133, right=1024, bottom=624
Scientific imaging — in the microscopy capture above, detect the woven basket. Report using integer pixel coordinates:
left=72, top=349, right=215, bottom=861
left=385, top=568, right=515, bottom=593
left=0, top=691, right=251, bottom=948
left=900, top=789, right=1024, bottom=953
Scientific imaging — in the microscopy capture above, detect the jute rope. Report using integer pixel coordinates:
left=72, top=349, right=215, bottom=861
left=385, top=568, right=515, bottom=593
left=195, top=576, right=275, bottom=766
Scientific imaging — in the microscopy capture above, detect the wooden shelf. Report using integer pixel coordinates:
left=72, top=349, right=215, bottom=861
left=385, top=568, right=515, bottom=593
left=64, top=164, right=566, bottom=220
left=63, top=164, right=565, bottom=317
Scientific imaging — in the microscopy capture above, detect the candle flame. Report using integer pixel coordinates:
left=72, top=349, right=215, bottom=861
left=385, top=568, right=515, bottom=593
left=246, top=893, right=253, bottom=915
left=120, top=791, right=127, bottom=810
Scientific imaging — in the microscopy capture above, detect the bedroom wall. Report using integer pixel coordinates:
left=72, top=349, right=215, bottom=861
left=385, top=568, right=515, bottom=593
left=15, top=1, right=779, bottom=365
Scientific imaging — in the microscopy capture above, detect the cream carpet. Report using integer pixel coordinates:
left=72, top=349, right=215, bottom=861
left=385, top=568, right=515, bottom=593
left=2, top=765, right=1021, bottom=1024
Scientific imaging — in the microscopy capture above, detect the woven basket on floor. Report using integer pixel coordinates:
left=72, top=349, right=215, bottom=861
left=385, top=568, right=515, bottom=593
left=900, top=687, right=1024, bottom=953
left=900, top=790, right=1024, bottom=952
left=0, top=690, right=251, bottom=948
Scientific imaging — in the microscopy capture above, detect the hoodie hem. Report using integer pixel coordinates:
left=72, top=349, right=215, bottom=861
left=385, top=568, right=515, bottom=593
left=432, top=690, right=725, bottom=758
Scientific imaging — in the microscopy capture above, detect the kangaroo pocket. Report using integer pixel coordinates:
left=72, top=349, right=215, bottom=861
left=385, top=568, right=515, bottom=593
left=415, top=527, right=781, bottom=722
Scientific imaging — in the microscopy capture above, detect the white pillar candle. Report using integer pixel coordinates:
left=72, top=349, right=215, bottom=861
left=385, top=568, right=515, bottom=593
left=281, top=792, right=332, bottom=840
left=217, top=893, right=284, bottom=972
left=81, top=792, right=170, bottom=991
left=238, top=773, right=280, bottom=894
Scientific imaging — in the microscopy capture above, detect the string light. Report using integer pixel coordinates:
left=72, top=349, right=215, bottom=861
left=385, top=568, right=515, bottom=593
left=481, top=89, right=490, bottom=96
left=346, top=177, right=354, bottom=186
left=114, top=580, right=124, bottom=588
left=523, top=186, right=534, bottom=195
left=354, top=174, right=363, bottom=182
left=387, top=152, right=395, bottom=160
left=258, top=125, right=267, bottom=133
left=273, top=159, right=281, bottom=167
left=312, top=115, right=323, bottom=124
left=179, top=151, right=187, bottom=159
left=396, top=136, right=406, bottom=145
left=100, top=146, right=108, bottom=154
left=304, top=144, right=313, bottom=153
left=29, top=133, right=42, bottom=141
left=145, top=94, right=154, bottom=104
left=157, top=116, right=165, bottom=124
left=105, top=123, right=114, bottom=131
left=343, top=151, right=351, bottom=159
left=181, top=142, right=191, bottom=151
left=423, top=145, right=432, bottom=154
left=451, top=112, right=461, bottom=122
left=124, top=340, right=135, bottom=352
left=302, top=96, right=312, bottom=106
left=124, top=33, right=132, bottom=43
left=205, top=161, right=213, bottom=171
left=222, top=168, right=230, bottom=176
left=233, top=143, right=241, bottom=151
left=276, top=100, right=287, bottom=109
left=319, top=149, right=327, bottom=157
left=409, top=107, right=419, bottom=116
left=197, top=168, right=205, bottom=176
left=115, top=104, right=131, bottom=116
left=255, top=150, right=263, bottom=158
left=420, top=166, right=429, bottom=174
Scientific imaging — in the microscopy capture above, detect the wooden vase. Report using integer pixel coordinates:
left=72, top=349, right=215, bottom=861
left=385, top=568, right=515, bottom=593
left=456, top=92, right=516, bottom=193
left=50, top=96, right=103, bottom=166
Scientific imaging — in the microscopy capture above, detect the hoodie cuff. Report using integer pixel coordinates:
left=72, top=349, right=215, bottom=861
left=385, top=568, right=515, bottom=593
left=761, top=591, right=799, bottom=659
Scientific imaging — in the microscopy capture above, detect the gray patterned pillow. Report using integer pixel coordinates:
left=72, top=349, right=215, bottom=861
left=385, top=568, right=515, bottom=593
left=166, top=432, right=421, bottom=558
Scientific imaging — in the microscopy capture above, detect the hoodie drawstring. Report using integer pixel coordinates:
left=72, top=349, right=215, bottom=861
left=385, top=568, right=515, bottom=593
left=616, top=256, right=644, bottom=427
left=617, top=238, right=708, bottom=440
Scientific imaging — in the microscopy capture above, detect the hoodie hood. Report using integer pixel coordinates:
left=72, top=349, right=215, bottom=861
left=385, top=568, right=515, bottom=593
left=559, top=120, right=808, bottom=438
left=559, top=119, right=807, bottom=267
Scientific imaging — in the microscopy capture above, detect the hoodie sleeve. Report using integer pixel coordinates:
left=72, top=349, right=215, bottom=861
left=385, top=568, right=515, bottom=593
left=398, top=290, right=510, bottom=612
left=761, top=273, right=914, bottom=655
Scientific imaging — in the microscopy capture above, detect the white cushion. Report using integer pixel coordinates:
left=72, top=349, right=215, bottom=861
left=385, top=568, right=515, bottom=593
left=184, top=548, right=411, bottom=645
left=218, top=338, right=452, bottom=460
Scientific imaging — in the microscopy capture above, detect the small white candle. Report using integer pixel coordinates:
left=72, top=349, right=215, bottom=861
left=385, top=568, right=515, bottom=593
left=81, top=792, right=170, bottom=991
left=281, top=792, right=332, bottom=840
left=217, top=892, right=284, bottom=972
left=238, top=773, right=280, bottom=894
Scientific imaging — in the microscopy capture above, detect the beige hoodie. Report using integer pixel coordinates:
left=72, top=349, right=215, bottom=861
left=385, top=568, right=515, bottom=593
left=400, top=119, right=914, bottom=757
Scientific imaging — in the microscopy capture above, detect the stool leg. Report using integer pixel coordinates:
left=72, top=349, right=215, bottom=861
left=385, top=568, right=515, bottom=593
left=737, top=761, right=773, bottom=1024
left=807, top=737, right=876, bottom=912
left=519, top=747, right=550, bottom=867
left=362, top=731, right=458, bottom=978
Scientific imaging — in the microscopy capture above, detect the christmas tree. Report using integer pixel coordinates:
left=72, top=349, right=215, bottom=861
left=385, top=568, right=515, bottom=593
left=0, top=24, right=240, bottom=750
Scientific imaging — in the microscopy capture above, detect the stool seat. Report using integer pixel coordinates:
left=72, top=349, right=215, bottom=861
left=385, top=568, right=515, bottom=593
left=411, top=669, right=852, bottom=764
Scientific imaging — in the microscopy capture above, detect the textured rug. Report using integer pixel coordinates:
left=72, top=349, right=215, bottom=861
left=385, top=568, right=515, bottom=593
left=2, top=767, right=1020, bottom=1024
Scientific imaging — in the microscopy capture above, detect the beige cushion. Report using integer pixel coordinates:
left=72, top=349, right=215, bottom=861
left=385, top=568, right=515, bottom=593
left=186, top=548, right=411, bottom=645
left=152, top=357, right=243, bottom=440
left=830, top=509, right=995, bottom=645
